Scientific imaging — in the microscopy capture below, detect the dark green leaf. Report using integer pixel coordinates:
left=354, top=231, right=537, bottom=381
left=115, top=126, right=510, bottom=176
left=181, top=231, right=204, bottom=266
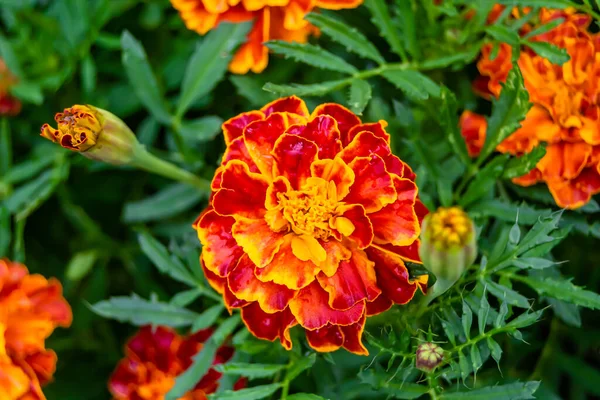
left=287, top=395, right=327, bottom=400
left=395, top=0, right=419, bottom=58
left=11, top=82, right=43, bottom=104
left=517, top=211, right=562, bottom=256
left=177, top=22, right=252, bottom=118
left=470, top=344, right=482, bottom=375
left=266, top=41, right=357, bottom=74
left=547, top=298, right=581, bottom=327
left=478, top=291, right=490, bottom=335
left=0, top=207, right=10, bottom=256
left=179, top=116, right=223, bottom=143
left=123, top=184, right=206, bottom=223
left=512, top=257, right=556, bottom=270
left=523, top=18, right=565, bottom=39
left=460, top=155, right=509, bottom=207
left=485, top=278, right=530, bottom=308
left=214, top=363, right=286, bottom=380
left=287, top=353, right=316, bottom=381
left=518, top=276, right=600, bottom=310
left=0, top=118, right=10, bottom=175
left=439, top=87, right=470, bottom=165
left=305, top=13, right=385, bottom=64
left=469, top=199, right=552, bottom=226
left=502, top=145, right=546, bottom=179
left=208, top=383, right=282, bottom=400
left=348, top=79, right=372, bottom=115
left=462, top=301, right=473, bottom=339
left=554, top=352, right=600, bottom=396
left=487, top=337, right=502, bottom=368
left=507, top=309, right=544, bottom=329
left=191, top=304, right=225, bottom=332
left=382, top=70, right=441, bottom=101
left=364, top=0, right=406, bottom=59
left=231, top=75, right=276, bottom=106
left=496, top=0, right=576, bottom=7
left=495, top=301, right=509, bottom=328
left=419, top=47, right=481, bottom=70
left=439, top=381, right=540, bottom=399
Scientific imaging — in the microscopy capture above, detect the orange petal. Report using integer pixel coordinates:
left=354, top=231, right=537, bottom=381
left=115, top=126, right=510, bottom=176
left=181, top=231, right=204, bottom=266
left=339, top=131, right=391, bottom=165
left=286, top=115, right=343, bottom=159
left=197, top=209, right=245, bottom=277
left=335, top=204, right=373, bottom=248
left=261, top=96, right=309, bottom=118
left=547, top=166, right=600, bottom=209
left=291, top=234, right=327, bottom=265
left=320, top=239, right=352, bottom=277
left=212, top=160, right=269, bottom=218
left=513, top=167, right=542, bottom=186
left=312, top=103, right=361, bottom=145
left=232, top=217, right=285, bottom=268
left=272, top=134, right=318, bottom=189
left=310, top=157, right=355, bottom=200
left=241, top=303, right=296, bottom=350
left=383, top=153, right=416, bottom=181
left=345, top=155, right=396, bottom=213
left=459, top=111, right=487, bottom=158
left=366, top=245, right=420, bottom=305
left=369, top=176, right=419, bottom=246
left=316, top=248, right=380, bottom=310
left=228, top=254, right=295, bottom=313
left=25, top=350, right=57, bottom=386
left=346, top=121, right=390, bottom=146
left=201, top=258, right=226, bottom=294
left=222, top=110, right=264, bottom=145
left=288, top=281, right=365, bottom=330
left=265, top=175, right=292, bottom=210
left=315, top=0, right=362, bottom=10
left=0, top=358, right=31, bottom=399
left=537, top=142, right=592, bottom=180
left=202, top=0, right=229, bottom=14
left=222, top=136, right=261, bottom=173
left=339, top=312, right=368, bottom=355
left=305, top=324, right=344, bottom=352
left=244, top=112, right=288, bottom=178
left=255, top=234, right=319, bottom=290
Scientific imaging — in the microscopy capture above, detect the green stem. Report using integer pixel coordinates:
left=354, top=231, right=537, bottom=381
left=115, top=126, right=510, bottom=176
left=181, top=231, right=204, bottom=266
left=280, top=380, right=290, bottom=400
left=130, top=145, right=211, bottom=191
left=427, top=374, right=439, bottom=400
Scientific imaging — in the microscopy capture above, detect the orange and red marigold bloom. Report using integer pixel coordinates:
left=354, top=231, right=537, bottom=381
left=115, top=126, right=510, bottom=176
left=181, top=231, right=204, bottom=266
left=0, top=259, right=72, bottom=400
left=170, top=0, right=361, bottom=74
left=195, top=96, right=428, bottom=355
left=0, top=58, right=21, bottom=116
left=461, top=8, right=600, bottom=209
left=109, top=326, right=242, bottom=400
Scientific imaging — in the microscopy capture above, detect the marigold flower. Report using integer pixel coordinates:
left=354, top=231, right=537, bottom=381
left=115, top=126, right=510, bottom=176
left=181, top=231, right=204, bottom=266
left=462, top=8, right=600, bottom=209
left=109, top=326, right=242, bottom=400
left=195, top=96, right=428, bottom=355
left=416, top=342, right=444, bottom=372
left=170, top=0, right=361, bottom=74
left=0, top=59, right=21, bottom=117
left=0, top=259, right=72, bottom=400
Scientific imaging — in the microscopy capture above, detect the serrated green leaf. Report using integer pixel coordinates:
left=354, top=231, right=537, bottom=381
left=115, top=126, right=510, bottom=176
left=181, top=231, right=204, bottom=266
left=478, top=292, right=491, bottom=335
left=470, top=344, right=482, bottom=376
left=357, top=369, right=428, bottom=399
left=439, top=87, right=470, bottom=165
left=462, top=302, right=473, bottom=339
left=495, top=301, right=509, bottom=328
left=90, top=294, right=200, bottom=327
left=458, top=350, right=470, bottom=383
left=263, top=80, right=347, bottom=97
left=214, top=363, right=286, bottom=380
left=177, top=22, right=251, bottom=118
left=287, top=353, right=316, bottom=381
left=469, top=199, right=552, bottom=226
left=523, top=17, right=565, bottom=39
left=487, top=337, right=503, bottom=368
left=517, top=211, right=562, bottom=256
left=266, top=41, right=357, bottom=74
left=364, top=0, right=405, bottom=59
left=395, top=0, right=419, bottom=58
left=460, top=154, right=509, bottom=207
left=168, top=316, right=240, bottom=399
left=507, top=309, right=544, bottom=329
left=440, top=317, right=457, bottom=345
left=192, top=304, right=225, bottom=332
left=485, top=25, right=520, bottom=47
left=137, top=231, right=201, bottom=287
left=485, top=279, right=530, bottom=308
left=478, top=67, right=530, bottom=161
left=439, top=381, right=540, bottom=399
left=178, top=116, right=223, bottom=143
left=503, top=145, right=546, bottom=179
left=121, top=31, right=171, bottom=123
left=382, top=70, right=441, bottom=101
left=305, top=13, right=384, bottom=64
left=208, top=383, right=283, bottom=400
left=524, top=41, right=570, bottom=65
left=512, top=257, right=556, bottom=270
left=348, top=79, right=372, bottom=115
left=517, top=276, right=600, bottom=310
left=419, top=46, right=481, bottom=70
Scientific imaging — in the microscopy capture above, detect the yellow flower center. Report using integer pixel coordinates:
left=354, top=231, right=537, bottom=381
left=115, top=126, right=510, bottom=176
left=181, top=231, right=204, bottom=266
left=427, top=207, right=472, bottom=249
left=280, top=190, right=336, bottom=239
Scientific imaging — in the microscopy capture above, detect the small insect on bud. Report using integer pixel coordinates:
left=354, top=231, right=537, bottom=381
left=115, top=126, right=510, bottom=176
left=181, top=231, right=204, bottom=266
left=416, top=342, right=445, bottom=372
left=419, top=206, right=477, bottom=284
left=41, top=105, right=139, bottom=165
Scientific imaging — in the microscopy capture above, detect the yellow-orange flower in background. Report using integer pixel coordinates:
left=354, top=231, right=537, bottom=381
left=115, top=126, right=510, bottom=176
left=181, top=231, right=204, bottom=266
left=109, top=326, right=243, bottom=400
left=0, top=59, right=21, bottom=117
left=461, top=8, right=600, bottom=209
left=195, top=96, right=428, bottom=355
left=0, top=259, right=72, bottom=400
left=170, top=0, right=361, bottom=74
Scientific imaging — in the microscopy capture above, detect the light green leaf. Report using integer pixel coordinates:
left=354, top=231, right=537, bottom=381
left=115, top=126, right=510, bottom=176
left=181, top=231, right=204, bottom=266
left=470, top=345, right=482, bottom=375
left=178, top=116, right=223, bottom=143
left=214, top=363, right=286, bottom=380
left=495, top=301, right=509, bottom=328
left=65, top=250, right=98, bottom=282
left=469, top=199, right=553, bottom=226
left=478, top=67, right=530, bottom=161
left=547, top=298, right=581, bottom=327
left=502, top=145, right=546, bottom=179
left=263, top=80, right=347, bottom=97
left=487, top=337, right=502, bottom=368
left=523, top=17, right=565, bottom=39
left=507, top=309, right=544, bottom=329
left=305, top=13, right=385, bottom=64
left=485, top=25, right=520, bottom=47
left=191, top=304, right=225, bottom=332
left=137, top=231, right=201, bottom=287
left=382, top=70, right=441, bottom=101
left=170, top=288, right=203, bottom=307
left=208, top=383, right=283, bottom=400
left=121, top=31, right=171, bottom=123
left=364, top=0, right=406, bottom=59
left=462, top=301, right=473, bottom=339
left=177, top=22, right=251, bottom=118
left=348, top=79, right=372, bottom=115
left=11, top=82, right=43, bottom=105
left=0, top=34, right=22, bottom=77
left=517, top=211, right=562, bottom=256
left=419, top=47, right=481, bottom=70
left=266, top=41, right=357, bottom=74
left=90, top=294, right=200, bottom=327
left=439, top=381, right=540, bottom=399
left=3, top=152, right=58, bottom=184
left=524, top=41, right=570, bottom=65
left=512, top=257, right=556, bottom=270
left=123, top=183, right=206, bottom=223
left=485, top=278, right=530, bottom=308
left=287, top=353, right=316, bottom=381
left=518, top=276, right=600, bottom=310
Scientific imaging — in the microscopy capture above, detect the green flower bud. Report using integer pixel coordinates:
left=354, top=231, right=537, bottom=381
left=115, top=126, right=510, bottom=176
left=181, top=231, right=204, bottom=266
left=416, top=342, right=445, bottom=372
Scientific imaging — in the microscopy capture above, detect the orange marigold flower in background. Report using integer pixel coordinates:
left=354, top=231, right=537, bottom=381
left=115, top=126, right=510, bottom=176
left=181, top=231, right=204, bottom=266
left=109, top=326, right=243, bottom=400
left=0, top=59, right=21, bottom=117
left=0, top=259, right=72, bottom=400
left=170, top=0, right=361, bottom=74
left=195, top=96, right=428, bottom=355
left=462, top=7, right=600, bottom=209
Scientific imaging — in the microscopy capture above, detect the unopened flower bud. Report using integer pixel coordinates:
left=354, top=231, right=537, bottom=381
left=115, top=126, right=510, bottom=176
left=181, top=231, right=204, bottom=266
left=419, top=206, right=476, bottom=283
left=41, top=105, right=138, bottom=165
left=416, top=342, right=444, bottom=372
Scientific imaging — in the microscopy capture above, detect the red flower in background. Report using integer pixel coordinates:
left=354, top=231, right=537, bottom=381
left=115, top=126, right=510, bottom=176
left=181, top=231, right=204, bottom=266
left=0, top=59, right=21, bottom=116
left=109, top=326, right=241, bottom=400
left=0, top=259, right=72, bottom=400
left=195, top=96, right=428, bottom=355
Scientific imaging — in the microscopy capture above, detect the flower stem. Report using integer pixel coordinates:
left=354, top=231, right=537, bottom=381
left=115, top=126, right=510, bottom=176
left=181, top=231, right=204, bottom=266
left=130, top=145, right=211, bottom=191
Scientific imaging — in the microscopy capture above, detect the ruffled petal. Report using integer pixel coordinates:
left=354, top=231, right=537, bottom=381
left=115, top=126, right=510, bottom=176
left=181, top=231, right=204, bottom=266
left=229, top=9, right=270, bottom=74
left=201, top=259, right=226, bottom=294
left=366, top=245, right=421, bottom=305
left=222, top=111, right=264, bottom=145
left=228, top=255, right=295, bottom=313
left=547, top=166, right=600, bottom=209
left=241, top=303, right=296, bottom=349
left=286, top=115, right=343, bottom=159
left=339, top=312, right=368, bottom=355
left=366, top=294, right=393, bottom=316
left=261, top=96, right=309, bottom=118
left=320, top=239, right=352, bottom=277
left=317, top=248, right=380, bottom=310
left=339, top=131, right=391, bottom=164
left=315, top=0, right=363, bottom=10
left=197, top=210, right=244, bottom=277
left=310, top=157, right=355, bottom=200
left=272, top=134, right=318, bottom=189
left=538, top=142, right=592, bottom=180
left=212, top=160, right=269, bottom=218
left=305, top=324, right=344, bottom=352
left=345, top=155, right=396, bottom=213
left=232, top=217, right=285, bottom=268
left=222, top=137, right=260, bottom=172
left=369, top=176, right=420, bottom=246
left=244, top=112, right=288, bottom=178
left=335, top=204, right=374, bottom=248
left=346, top=121, right=390, bottom=146
left=312, top=103, right=361, bottom=145
left=288, top=281, right=365, bottom=330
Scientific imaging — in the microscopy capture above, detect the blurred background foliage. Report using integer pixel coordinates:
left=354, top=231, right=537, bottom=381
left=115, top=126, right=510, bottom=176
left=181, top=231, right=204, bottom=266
left=1, top=0, right=600, bottom=399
